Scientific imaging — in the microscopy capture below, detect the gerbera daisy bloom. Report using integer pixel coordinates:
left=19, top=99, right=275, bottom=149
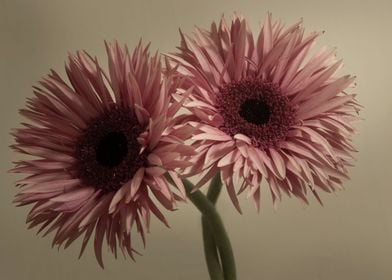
left=168, top=13, right=361, bottom=212
left=11, top=41, right=194, bottom=267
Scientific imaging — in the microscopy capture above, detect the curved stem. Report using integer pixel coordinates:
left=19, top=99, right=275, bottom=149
left=202, top=216, right=224, bottom=280
left=182, top=179, right=236, bottom=280
left=202, top=174, right=224, bottom=279
left=206, top=173, right=223, bottom=204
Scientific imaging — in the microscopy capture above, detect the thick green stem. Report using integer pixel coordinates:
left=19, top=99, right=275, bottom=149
left=202, top=216, right=224, bottom=280
left=202, top=174, right=224, bottom=280
left=182, top=179, right=236, bottom=280
left=206, top=173, right=223, bottom=204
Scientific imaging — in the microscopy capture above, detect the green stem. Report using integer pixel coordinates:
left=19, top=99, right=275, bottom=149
left=206, top=173, right=223, bottom=204
left=202, top=174, right=224, bottom=280
left=202, top=216, right=224, bottom=280
left=182, top=179, right=236, bottom=280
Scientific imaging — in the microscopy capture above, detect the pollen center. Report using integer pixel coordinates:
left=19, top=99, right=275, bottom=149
left=239, top=99, right=271, bottom=125
left=96, top=132, right=128, bottom=168
left=75, top=106, right=145, bottom=193
left=217, top=79, right=296, bottom=148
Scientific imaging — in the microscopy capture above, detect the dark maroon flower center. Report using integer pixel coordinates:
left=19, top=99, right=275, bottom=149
left=239, top=99, right=271, bottom=125
left=96, top=131, right=128, bottom=168
left=217, top=79, right=296, bottom=148
left=75, top=106, right=145, bottom=193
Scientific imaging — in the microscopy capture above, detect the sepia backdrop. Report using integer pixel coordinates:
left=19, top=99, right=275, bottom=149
left=1, top=0, right=391, bottom=279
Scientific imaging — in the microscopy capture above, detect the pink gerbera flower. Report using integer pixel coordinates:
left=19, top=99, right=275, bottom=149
left=11, top=42, right=193, bottom=267
left=169, top=14, right=361, bottom=212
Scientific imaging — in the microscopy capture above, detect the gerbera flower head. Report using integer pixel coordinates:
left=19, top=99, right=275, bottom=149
left=11, top=41, right=194, bottom=267
left=169, top=13, right=361, bottom=212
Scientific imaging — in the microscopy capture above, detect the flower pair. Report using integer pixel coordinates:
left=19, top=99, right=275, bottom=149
left=11, top=14, right=360, bottom=266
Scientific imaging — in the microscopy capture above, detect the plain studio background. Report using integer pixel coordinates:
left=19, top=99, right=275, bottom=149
left=1, top=0, right=391, bottom=279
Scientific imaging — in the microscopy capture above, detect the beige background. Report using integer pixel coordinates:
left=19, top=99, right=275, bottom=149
left=1, top=0, right=391, bottom=279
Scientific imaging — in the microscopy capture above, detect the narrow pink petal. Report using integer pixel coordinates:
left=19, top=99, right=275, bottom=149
left=147, top=197, right=169, bottom=227
left=78, top=224, right=95, bottom=259
left=153, top=177, right=173, bottom=201
left=192, top=132, right=232, bottom=142
left=50, top=187, right=94, bottom=203
left=252, top=187, right=261, bottom=212
left=147, top=153, right=163, bottom=166
left=269, top=148, right=286, bottom=179
left=22, top=179, right=80, bottom=194
left=233, top=133, right=252, bottom=144
left=145, top=166, right=166, bottom=177
left=280, top=32, right=318, bottom=89
left=217, top=150, right=240, bottom=167
left=108, top=184, right=129, bottom=214
left=94, top=217, right=107, bottom=268
left=126, top=168, right=145, bottom=203
left=268, top=176, right=282, bottom=204
left=226, top=178, right=242, bottom=214
left=262, top=12, right=273, bottom=57
left=167, top=170, right=187, bottom=199
left=195, top=165, right=219, bottom=189
left=255, top=149, right=283, bottom=180
left=204, top=141, right=235, bottom=165
left=79, top=194, right=112, bottom=228
left=248, top=147, right=268, bottom=178
left=292, top=59, right=344, bottom=103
